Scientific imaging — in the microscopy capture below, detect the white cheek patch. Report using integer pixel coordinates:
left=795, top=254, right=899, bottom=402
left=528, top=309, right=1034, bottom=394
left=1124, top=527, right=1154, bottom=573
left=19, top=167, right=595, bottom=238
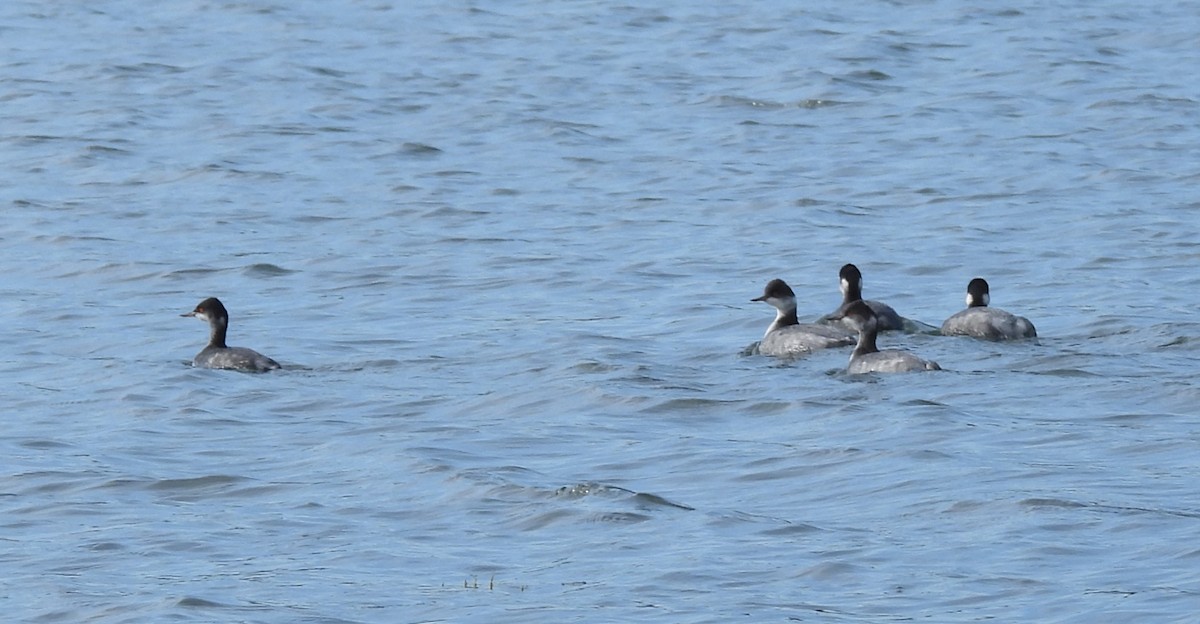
left=769, top=295, right=798, bottom=313
left=840, top=278, right=851, bottom=296
left=760, top=296, right=784, bottom=310
left=195, top=312, right=210, bottom=321
left=966, top=292, right=990, bottom=307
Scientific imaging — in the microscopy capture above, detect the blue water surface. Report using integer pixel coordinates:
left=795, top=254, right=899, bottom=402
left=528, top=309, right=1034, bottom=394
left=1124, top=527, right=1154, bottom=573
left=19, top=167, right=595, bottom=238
left=2, top=1, right=1199, bottom=622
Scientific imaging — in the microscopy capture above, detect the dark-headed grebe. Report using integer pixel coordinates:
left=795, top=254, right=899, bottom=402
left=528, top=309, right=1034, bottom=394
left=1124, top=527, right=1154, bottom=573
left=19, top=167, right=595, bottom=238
left=752, top=279, right=855, bottom=357
left=940, top=278, right=1037, bottom=341
left=820, top=263, right=906, bottom=331
left=182, top=297, right=281, bottom=372
left=830, top=300, right=940, bottom=374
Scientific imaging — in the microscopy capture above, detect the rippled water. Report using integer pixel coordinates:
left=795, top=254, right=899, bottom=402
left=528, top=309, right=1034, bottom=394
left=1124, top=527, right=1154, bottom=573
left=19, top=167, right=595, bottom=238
left=3, top=1, right=1200, bottom=622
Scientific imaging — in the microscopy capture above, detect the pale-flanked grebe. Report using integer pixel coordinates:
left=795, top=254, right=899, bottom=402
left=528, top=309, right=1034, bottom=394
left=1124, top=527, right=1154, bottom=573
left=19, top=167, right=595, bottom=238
left=940, top=278, right=1037, bottom=341
left=182, top=297, right=281, bottom=372
left=830, top=300, right=940, bottom=374
left=752, top=279, right=855, bottom=357
left=820, top=263, right=906, bottom=331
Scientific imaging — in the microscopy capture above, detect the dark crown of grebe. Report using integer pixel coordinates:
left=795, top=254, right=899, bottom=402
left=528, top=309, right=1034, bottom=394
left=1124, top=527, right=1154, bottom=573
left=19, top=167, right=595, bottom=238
left=751, top=278, right=796, bottom=303
left=834, top=299, right=876, bottom=329
left=839, top=263, right=864, bottom=299
left=184, top=297, right=229, bottom=322
left=966, top=278, right=991, bottom=308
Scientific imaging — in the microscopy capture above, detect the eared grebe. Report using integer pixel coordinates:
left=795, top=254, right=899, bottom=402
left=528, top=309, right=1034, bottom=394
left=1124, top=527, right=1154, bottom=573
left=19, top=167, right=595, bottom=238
left=752, top=278, right=855, bottom=357
left=830, top=300, right=940, bottom=374
left=820, top=263, right=905, bottom=331
left=940, top=278, right=1037, bottom=341
left=182, top=297, right=281, bottom=372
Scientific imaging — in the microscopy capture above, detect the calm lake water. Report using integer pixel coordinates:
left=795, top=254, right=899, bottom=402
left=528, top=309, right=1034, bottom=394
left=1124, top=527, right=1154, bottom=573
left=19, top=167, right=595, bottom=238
left=3, top=1, right=1199, bottom=622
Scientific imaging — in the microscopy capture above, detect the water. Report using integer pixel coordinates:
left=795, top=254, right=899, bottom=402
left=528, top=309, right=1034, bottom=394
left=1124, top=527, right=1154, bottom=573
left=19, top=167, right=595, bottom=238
left=3, top=0, right=1199, bottom=621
